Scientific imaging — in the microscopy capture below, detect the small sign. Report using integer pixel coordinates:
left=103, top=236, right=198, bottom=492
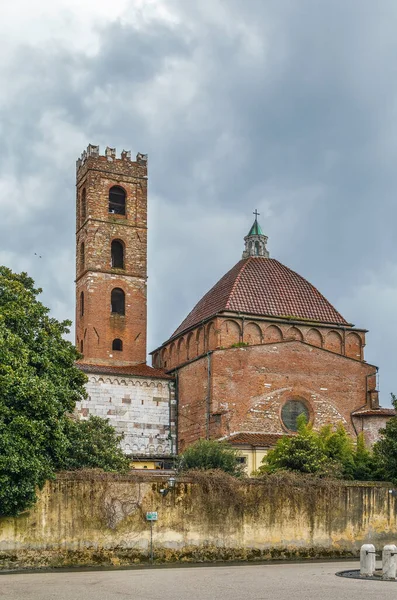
left=146, top=511, right=158, bottom=521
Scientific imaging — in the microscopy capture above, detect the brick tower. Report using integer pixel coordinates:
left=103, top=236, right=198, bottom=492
left=75, top=144, right=148, bottom=366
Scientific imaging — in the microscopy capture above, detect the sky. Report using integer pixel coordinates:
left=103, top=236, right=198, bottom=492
left=1, top=0, right=397, bottom=405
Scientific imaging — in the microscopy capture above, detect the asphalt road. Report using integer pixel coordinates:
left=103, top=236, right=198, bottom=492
left=0, top=561, right=392, bottom=600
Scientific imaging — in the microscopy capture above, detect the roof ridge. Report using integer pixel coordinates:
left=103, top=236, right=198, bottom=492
left=271, top=259, right=348, bottom=325
left=225, top=257, right=252, bottom=310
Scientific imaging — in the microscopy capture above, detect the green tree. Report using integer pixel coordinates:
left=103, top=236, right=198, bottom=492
left=55, top=416, right=129, bottom=472
left=0, top=267, right=128, bottom=517
left=177, top=439, right=243, bottom=476
left=261, top=416, right=328, bottom=475
left=373, top=394, right=397, bottom=483
left=259, top=415, right=378, bottom=480
left=0, top=267, right=87, bottom=515
left=351, top=433, right=376, bottom=481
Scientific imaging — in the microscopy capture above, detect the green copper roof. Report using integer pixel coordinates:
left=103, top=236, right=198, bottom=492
left=247, top=218, right=264, bottom=236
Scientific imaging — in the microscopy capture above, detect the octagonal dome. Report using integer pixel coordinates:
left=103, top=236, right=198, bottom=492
left=172, top=257, right=349, bottom=338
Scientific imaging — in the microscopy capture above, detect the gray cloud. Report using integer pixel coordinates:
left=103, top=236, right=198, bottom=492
left=1, top=0, right=397, bottom=402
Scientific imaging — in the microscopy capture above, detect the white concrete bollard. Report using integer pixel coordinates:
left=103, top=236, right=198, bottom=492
left=382, top=544, right=397, bottom=580
left=360, top=544, right=376, bottom=577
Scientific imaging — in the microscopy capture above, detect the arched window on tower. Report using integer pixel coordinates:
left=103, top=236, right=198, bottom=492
left=111, top=288, right=125, bottom=315
left=111, top=240, right=124, bottom=269
left=80, top=242, right=85, bottom=271
left=109, top=186, right=126, bottom=215
left=254, top=241, right=260, bottom=256
left=80, top=291, right=84, bottom=316
left=81, top=188, right=86, bottom=220
left=112, top=339, right=123, bottom=351
left=80, top=340, right=84, bottom=354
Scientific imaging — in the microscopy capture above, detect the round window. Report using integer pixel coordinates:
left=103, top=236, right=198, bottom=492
left=281, top=400, right=309, bottom=432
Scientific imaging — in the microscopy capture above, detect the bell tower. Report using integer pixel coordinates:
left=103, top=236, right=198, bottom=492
left=75, top=144, right=148, bottom=366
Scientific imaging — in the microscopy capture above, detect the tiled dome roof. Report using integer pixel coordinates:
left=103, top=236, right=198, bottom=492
left=172, top=257, right=349, bottom=337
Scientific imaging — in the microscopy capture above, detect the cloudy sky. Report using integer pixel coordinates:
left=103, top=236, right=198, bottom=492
left=1, top=0, right=396, bottom=404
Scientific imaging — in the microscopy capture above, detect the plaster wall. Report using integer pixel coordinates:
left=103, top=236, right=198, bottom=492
left=0, top=475, right=396, bottom=569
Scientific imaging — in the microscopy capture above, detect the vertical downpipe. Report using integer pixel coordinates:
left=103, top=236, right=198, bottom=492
left=206, top=353, right=211, bottom=439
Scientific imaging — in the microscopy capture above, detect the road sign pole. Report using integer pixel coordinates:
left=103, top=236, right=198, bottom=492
left=150, top=520, right=153, bottom=564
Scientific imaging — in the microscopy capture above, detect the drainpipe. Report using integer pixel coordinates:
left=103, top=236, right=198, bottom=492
left=206, top=352, right=212, bottom=439
left=366, top=368, right=378, bottom=407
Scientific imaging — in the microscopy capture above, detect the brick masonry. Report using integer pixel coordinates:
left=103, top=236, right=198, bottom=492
left=75, top=145, right=148, bottom=366
left=152, top=315, right=366, bottom=370
left=176, top=340, right=378, bottom=450
left=74, top=146, right=176, bottom=458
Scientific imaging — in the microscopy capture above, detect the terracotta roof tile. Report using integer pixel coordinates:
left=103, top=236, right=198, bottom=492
left=172, top=257, right=349, bottom=337
left=77, top=362, right=173, bottom=379
left=224, top=432, right=288, bottom=447
left=352, top=408, right=396, bottom=417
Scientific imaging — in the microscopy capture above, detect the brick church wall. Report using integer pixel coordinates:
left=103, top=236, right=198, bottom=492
left=177, top=341, right=377, bottom=450
left=152, top=316, right=367, bottom=372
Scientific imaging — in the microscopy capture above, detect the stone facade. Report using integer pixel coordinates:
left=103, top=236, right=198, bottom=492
left=76, top=369, right=176, bottom=456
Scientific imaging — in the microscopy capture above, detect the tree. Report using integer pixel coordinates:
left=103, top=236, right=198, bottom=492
left=373, top=394, right=397, bottom=483
left=0, top=267, right=128, bottom=517
left=177, top=439, right=244, bottom=476
left=351, top=433, right=375, bottom=481
left=55, top=416, right=129, bottom=472
left=0, top=267, right=87, bottom=515
left=259, top=415, right=378, bottom=480
left=261, top=416, right=328, bottom=475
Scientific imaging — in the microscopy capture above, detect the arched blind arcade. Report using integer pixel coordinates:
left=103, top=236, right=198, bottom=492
left=111, top=288, right=125, bottom=315
left=109, top=186, right=126, bottom=215
left=111, top=240, right=124, bottom=269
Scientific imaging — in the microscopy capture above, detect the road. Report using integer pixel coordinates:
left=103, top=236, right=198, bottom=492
left=0, top=561, right=391, bottom=599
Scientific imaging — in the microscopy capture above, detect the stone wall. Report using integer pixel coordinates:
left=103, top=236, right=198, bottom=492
left=0, top=473, right=396, bottom=570
left=76, top=374, right=176, bottom=456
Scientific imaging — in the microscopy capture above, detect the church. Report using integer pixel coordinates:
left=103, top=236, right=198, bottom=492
left=74, top=144, right=394, bottom=473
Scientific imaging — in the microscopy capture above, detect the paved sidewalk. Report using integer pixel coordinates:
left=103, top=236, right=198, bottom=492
left=0, top=561, right=390, bottom=599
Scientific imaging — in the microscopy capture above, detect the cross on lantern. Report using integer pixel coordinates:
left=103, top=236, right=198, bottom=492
left=253, top=209, right=260, bottom=219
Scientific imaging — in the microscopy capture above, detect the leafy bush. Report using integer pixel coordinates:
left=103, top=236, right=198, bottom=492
left=177, top=439, right=244, bottom=476
left=258, top=415, right=378, bottom=480
left=54, top=416, right=130, bottom=473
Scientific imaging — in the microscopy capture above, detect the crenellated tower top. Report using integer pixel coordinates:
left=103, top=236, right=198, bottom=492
left=76, top=144, right=148, bottom=178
